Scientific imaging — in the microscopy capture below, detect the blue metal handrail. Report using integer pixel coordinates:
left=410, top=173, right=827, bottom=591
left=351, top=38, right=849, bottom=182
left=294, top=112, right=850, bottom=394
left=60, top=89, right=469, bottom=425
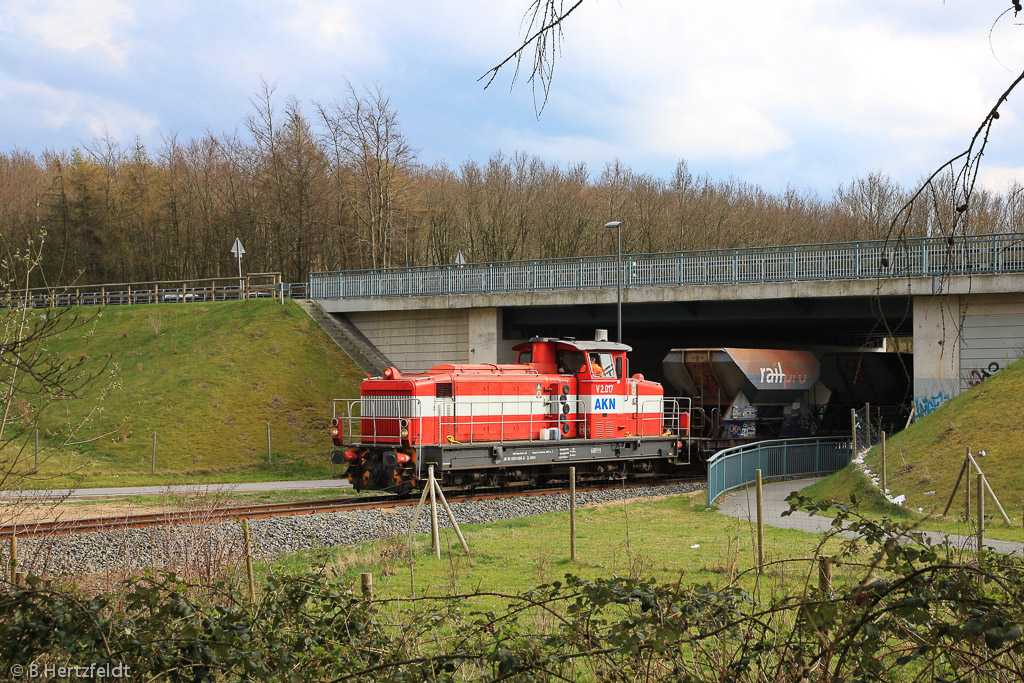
left=706, top=436, right=853, bottom=506
left=309, top=232, right=1024, bottom=300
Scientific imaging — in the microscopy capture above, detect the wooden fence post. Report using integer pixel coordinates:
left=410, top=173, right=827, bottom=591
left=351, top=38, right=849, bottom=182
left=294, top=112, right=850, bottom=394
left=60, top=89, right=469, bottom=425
left=242, top=519, right=256, bottom=604
left=965, top=448, right=971, bottom=522
left=432, top=479, right=475, bottom=565
left=432, top=477, right=472, bottom=563
left=977, top=473, right=985, bottom=553
left=361, top=572, right=373, bottom=600
left=151, top=432, right=157, bottom=474
left=850, top=409, right=857, bottom=456
left=881, top=431, right=887, bottom=495
left=865, top=403, right=871, bottom=446
left=818, top=556, right=832, bottom=592
left=570, top=466, right=577, bottom=562
left=407, top=476, right=433, bottom=596
left=967, top=452, right=1011, bottom=525
left=429, top=466, right=440, bottom=559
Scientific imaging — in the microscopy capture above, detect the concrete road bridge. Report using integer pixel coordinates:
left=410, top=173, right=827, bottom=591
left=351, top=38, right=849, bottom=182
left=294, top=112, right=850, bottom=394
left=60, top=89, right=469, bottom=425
left=308, top=233, right=1024, bottom=418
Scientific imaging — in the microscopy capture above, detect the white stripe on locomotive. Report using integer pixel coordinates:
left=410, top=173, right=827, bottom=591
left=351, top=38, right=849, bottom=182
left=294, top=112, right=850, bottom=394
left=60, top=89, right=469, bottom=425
left=359, top=387, right=663, bottom=421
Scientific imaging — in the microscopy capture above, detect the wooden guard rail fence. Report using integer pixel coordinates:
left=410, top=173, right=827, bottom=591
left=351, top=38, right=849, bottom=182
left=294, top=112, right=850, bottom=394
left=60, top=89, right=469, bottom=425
left=7, top=273, right=284, bottom=309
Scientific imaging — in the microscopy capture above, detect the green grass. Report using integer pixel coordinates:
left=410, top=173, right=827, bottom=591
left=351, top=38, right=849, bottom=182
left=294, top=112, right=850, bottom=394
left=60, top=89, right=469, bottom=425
left=805, top=354, right=1024, bottom=542
left=266, top=491, right=866, bottom=608
left=802, top=466, right=913, bottom=517
left=17, top=300, right=363, bottom=488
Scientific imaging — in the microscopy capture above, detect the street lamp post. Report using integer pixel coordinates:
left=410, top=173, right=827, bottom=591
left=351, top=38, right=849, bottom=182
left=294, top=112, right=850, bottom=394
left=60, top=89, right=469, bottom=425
left=604, top=221, right=622, bottom=344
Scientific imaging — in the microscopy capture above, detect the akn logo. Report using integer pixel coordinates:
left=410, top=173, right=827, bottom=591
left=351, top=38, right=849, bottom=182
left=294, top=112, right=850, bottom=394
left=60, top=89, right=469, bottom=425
left=594, top=398, right=616, bottom=411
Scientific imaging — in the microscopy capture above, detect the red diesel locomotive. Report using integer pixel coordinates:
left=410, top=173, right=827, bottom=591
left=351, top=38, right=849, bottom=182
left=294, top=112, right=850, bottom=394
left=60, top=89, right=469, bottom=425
left=330, top=335, right=692, bottom=492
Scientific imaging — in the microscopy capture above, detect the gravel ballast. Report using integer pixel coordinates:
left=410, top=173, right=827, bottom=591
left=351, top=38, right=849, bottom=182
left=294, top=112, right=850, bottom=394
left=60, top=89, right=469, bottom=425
left=12, top=483, right=704, bottom=577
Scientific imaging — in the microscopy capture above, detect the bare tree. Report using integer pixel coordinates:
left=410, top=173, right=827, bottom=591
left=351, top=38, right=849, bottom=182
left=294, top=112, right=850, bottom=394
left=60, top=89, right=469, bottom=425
left=480, top=0, right=585, bottom=114
left=420, top=163, right=464, bottom=265
left=317, top=83, right=416, bottom=269
left=0, top=233, right=110, bottom=497
left=834, top=172, right=906, bottom=241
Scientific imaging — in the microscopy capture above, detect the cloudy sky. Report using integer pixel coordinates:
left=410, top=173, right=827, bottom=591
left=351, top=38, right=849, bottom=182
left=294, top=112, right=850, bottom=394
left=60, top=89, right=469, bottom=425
left=1, top=0, right=1022, bottom=195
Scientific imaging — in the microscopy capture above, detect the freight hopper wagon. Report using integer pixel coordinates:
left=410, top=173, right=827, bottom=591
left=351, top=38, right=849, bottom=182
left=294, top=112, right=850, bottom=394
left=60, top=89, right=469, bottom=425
left=662, top=347, right=911, bottom=454
left=331, top=335, right=693, bottom=492
left=662, top=348, right=830, bottom=454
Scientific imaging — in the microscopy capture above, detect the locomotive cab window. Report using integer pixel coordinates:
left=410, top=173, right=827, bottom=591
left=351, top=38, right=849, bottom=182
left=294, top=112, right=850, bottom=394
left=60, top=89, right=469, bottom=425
left=557, top=350, right=585, bottom=374
left=516, top=350, right=532, bottom=364
left=588, top=352, right=616, bottom=379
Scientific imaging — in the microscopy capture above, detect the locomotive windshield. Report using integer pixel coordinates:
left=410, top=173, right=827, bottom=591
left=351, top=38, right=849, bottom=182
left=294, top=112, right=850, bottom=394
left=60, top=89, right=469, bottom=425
left=589, top=352, right=617, bottom=379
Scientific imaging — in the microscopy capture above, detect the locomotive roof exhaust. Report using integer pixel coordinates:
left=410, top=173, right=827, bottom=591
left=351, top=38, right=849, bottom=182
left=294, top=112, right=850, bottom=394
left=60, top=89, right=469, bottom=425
left=594, top=329, right=609, bottom=342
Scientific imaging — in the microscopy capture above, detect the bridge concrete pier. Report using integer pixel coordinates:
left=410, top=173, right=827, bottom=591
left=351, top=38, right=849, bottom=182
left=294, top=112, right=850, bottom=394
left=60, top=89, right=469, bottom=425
left=913, top=296, right=962, bottom=419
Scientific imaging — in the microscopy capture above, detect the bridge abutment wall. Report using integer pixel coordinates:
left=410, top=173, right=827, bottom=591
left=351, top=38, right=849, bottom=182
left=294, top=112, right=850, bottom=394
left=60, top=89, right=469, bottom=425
left=913, top=292, right=1024, bottom=418
left=345, top=307, right=511, bottom=373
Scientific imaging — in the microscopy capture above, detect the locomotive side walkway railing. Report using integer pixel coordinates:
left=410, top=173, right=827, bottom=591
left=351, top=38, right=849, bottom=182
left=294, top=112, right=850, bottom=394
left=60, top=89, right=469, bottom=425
left=333, top=396, right=692, bottom=449
left=309, top=233, right=1024, bottom=299
left=706, top=437, right=853, bottom=507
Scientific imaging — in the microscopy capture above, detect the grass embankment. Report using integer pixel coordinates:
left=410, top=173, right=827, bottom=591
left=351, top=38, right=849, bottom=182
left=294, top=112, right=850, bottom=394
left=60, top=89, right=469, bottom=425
left=22, top=299, right=363, bottom=488
left=270, top=492, right=865, bottom=607
left=805, top=354, right=1024, bottom=542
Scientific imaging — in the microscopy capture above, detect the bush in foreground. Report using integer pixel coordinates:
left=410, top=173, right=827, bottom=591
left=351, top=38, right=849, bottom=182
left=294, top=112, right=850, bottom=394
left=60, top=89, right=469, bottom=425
left=1, top=498, right=1022, bottom=682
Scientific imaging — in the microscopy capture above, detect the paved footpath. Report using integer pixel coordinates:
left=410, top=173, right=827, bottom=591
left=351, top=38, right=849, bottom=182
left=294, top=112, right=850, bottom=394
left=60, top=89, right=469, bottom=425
left=1, top=479, right=352, bottom=500
left=717, top=477, right=1024, bottom=557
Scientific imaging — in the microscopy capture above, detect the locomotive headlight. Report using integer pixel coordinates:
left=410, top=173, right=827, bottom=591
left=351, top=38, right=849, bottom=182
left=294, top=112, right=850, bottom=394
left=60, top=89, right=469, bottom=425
left=401, top=428, right=409, bottom=437
left=330, top=427, right=340, bottom=437
left=331, top=417, right=340, bottom=427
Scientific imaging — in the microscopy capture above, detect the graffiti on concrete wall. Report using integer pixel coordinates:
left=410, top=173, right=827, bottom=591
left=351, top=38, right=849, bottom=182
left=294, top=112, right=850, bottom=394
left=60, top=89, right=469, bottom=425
left=914, top=391, right=951, bottom=418
left=964, top=361, right=1002, bottom=388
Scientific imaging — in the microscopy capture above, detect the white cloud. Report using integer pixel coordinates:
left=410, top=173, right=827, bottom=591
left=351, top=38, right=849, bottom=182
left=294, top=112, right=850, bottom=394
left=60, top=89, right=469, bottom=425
left=493, top=128, right=620, bottom=168
left=281, top=0, right=387, bottom=64
left=540, top=0, right=1021, bottom=175
left=1, top=0, right=1022, bottom=197
left=0, top=0, right=134, bottom=63
left=978, top=165, right=1024, bottom=193
left=0, top=80, right=157, bottom=148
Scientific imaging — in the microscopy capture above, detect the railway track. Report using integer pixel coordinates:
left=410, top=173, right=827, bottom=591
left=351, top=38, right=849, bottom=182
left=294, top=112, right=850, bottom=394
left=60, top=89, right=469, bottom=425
left=0, top=477, right=704, bottom=539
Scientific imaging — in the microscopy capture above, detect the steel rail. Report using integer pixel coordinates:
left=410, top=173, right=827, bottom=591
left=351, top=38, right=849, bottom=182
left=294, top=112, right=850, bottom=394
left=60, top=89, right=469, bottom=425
left=0, top=477, right=704, bottom=539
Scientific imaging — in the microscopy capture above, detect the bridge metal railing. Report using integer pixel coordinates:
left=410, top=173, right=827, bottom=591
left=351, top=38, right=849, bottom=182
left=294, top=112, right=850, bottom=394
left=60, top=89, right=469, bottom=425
left=309, top=232, right=1024, bottom=299
left=706, top=437, right=854, bottom=506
